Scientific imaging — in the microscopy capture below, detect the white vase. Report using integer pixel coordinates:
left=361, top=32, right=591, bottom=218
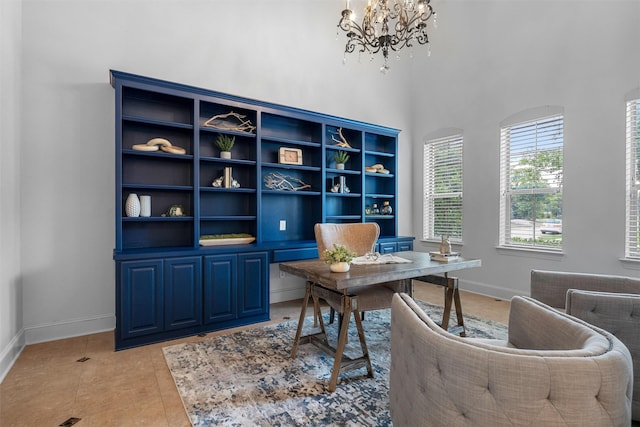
left=330, top=262, right=350, bottom=273
left=139, top=195, right=151, bottom=217
left=336, top=163, right=345, bottom=170
left=125, top=193, right=141, bottom=217
left=220, top=151, right=231, bottom=159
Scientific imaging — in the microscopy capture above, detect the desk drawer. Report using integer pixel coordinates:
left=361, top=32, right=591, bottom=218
left=272, top=247, right=318, bottom=262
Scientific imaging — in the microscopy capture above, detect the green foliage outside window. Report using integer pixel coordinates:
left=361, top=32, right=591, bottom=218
left=510, top=149, right=563, bottom=221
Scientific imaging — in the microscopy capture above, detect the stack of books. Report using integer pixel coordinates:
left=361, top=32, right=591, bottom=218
left=429, top=251, right=460, bottom=262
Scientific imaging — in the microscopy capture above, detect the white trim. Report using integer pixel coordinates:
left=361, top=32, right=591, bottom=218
left=270, top=286, right=305, bottom=304
left=24, top=314, right=115, bottom=345
left=423, top=127, right=464, bottom=142
left=0, top=329, right=25, bottom=383
left=458, top=278, right=523, bottom=301
left=500, top=105, right=564, bottom=128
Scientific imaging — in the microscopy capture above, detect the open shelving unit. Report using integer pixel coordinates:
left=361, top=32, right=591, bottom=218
left=111, top=70, right=412, bottom=349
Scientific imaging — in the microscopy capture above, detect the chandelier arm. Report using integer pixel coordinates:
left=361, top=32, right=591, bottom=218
left=337, top=0, right=436, bottom=70
left=349, top=36, right=384, bottom=55
left=338, top=12, right=380, bottom=47
left=405, top=7, right=434, bottom=29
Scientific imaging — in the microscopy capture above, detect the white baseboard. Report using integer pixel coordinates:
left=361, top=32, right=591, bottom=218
left=24, top=314, right=115, bottom=346
left=0, top=328, right=25, bottom=383
left=458, top=278, right=523, bottom=301
left=270, top=285, right=305, bottom=304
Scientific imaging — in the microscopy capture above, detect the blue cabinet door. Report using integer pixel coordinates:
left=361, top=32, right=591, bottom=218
left=238, top=252, right=269, bottom=317
left=164, top=257, right=202, bottom=330
left=203, top=254, right=237, bottom=324
left=120, top=259, right=164, bottom=339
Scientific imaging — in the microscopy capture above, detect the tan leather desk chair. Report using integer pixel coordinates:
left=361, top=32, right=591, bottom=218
left=313, top=223, right=405, bottom=325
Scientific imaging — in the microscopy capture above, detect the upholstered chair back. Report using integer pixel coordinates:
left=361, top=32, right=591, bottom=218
left=530, top=269, right=640, bottom=310
left=390, top=293, right=633, bottom=427
left=314, top=223, right=380, bottom=258
left=566, top=289, right=640, bottom=421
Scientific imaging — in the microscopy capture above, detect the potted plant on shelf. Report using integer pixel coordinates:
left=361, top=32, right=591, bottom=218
left=322, top=243, right=357, bottom=272
left=215, top=134, right=235, bottom=159
left=334, top=150, right=350, bottom=170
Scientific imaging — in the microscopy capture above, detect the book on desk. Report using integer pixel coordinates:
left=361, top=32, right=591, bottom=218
left=429, top=251, right=460, bottom=262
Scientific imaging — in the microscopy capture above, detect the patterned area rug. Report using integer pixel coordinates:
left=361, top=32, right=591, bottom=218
left=163, top=300, right=508, bottom=426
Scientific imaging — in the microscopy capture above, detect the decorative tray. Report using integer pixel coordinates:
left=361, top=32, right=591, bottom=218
left=200, top=234, right=256, bottom=246
left=199, top=237, right=256, bottom=246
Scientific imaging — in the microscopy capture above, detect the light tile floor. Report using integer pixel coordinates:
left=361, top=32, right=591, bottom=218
left=0, top=282, right=510, bottom=427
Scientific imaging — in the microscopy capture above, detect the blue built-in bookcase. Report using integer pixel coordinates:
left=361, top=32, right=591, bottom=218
left=111, top=70, right=413, bottom=350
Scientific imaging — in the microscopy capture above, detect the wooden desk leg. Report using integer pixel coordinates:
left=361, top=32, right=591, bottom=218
left=353, top=304, right=373, bottom=380
left=311, top=285, right=328, bottom=338
left=291, top=281, right=313, bottom=358
left=441, top=284, right=453, bottom=331
left=412, top=274, right=466, bottom=336
left=453, top=285, right=466, bottom=337
left=327, top=295, right=374, bottom=392
left=406, top=279, right=414, bottom=298
left=328, top=295, right=353, bottom=392
left=444, top=276, right=466, bottom=337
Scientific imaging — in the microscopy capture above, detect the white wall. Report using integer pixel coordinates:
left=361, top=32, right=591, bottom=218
left=0, top=0, right=24, bottom=381
left=410, top=0, right=640, bottom=298
left=6, top=0, right=640, bottom=375
left=17, top=0, right=415, bottom=345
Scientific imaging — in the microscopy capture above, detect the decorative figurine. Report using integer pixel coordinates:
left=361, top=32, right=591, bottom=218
left=164, top=205, right=185, bottom=217
left=439, top=235, right=452, bottom=254
left=330, top=127, right=352, bottom=148
left=264, top=172, right=311, bottom=191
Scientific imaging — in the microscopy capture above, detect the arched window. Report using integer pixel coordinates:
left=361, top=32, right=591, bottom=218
left=499, top=106, right=564, bottom=250
left=423, top=131, right=463, bottom=241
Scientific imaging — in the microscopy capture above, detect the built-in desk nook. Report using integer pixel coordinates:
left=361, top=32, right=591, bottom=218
left=111, top=70, right=413, bottom=350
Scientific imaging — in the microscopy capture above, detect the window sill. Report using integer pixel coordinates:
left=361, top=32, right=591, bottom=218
left=620, top=257, right=640, bottom=270
left=496, top=245, right=564, bottom=259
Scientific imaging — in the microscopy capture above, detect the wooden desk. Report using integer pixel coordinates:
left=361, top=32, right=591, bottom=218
left=280, top=251, right=481, bottom=391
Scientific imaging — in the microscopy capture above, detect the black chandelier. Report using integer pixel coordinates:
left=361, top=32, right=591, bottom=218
left=337, top=0, right=436, bottom=73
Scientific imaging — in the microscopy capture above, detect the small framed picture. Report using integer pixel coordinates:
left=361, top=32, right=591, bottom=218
left=279, top=147, right=303, bottom=165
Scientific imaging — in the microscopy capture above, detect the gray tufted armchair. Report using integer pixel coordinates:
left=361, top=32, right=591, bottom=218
left=565, top=289, right=640, bottom=422
left=530, top=270, right=640, bottom=422
left=390, top=293, right=633, bottom=426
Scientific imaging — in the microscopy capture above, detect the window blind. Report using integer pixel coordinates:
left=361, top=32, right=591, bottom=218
left=423, top=135, right=463, bottom=241
left=499, top=115, right=564, bottom=249
left=626, top=99, right=640, bottom=258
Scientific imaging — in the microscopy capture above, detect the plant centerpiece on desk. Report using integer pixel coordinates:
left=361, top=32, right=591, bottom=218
left=322, top=243, right=357, bottom=272
left=334, top=150, right=350, bottom=170
left=215, top=134, right=235, bottom=159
